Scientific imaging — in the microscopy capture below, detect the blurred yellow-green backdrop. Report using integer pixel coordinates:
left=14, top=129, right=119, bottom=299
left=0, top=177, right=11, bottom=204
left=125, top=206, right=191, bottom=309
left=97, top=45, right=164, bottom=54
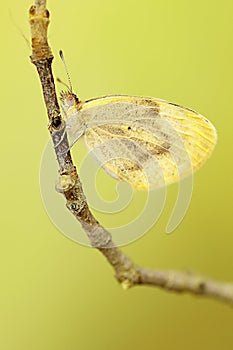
left=1, top=0, right=233, bottom=349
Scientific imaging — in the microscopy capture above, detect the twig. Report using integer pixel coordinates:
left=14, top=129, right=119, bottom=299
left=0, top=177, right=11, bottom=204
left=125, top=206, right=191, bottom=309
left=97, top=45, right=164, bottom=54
left=28, top=0, right=233, bottom=305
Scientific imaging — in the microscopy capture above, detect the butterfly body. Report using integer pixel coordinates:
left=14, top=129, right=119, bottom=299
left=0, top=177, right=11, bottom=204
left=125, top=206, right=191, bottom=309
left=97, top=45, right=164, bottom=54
left=60, top=92, right=217, bottom=189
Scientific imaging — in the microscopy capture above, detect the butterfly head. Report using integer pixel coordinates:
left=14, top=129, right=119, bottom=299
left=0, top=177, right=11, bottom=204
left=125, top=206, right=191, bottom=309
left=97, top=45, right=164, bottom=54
left=60, top=90, right=81, bottom=113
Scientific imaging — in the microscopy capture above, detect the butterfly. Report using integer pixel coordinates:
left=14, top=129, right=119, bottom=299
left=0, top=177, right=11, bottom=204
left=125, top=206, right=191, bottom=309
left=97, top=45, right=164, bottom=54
left=58, top=90, right=217, bottom=190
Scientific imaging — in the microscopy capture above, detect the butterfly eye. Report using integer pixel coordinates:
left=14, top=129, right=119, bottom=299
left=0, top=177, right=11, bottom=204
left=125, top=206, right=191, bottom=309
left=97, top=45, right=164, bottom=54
left=66, top=95, right=75, bottom=107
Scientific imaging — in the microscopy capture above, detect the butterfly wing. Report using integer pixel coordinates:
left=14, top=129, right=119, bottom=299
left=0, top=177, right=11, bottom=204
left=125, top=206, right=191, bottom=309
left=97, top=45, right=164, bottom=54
left=67, top=95, right=217, bottom=189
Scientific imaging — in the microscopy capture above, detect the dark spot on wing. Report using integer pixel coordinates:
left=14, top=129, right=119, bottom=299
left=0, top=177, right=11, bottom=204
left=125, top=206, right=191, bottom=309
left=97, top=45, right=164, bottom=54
left=123, top=162, right=141, bottom=172
left=135, top=98, right=160, bottom=113
left=98, top=125, right=128, bottom=137
left=130, top=137, right=170, bottom=157
left=162, top=142, right=171, bottom=151
left=151, top=142, right=171, bottom=156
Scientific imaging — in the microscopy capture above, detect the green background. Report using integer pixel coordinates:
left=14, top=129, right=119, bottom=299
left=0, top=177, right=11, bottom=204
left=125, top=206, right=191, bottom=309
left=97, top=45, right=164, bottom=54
left=1, top=0, right=233, bottom=349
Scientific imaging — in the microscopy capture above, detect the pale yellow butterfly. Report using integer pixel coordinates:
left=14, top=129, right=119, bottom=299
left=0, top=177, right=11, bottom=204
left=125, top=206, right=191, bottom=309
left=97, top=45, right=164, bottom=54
left=59, top=91, right=217, bottom=190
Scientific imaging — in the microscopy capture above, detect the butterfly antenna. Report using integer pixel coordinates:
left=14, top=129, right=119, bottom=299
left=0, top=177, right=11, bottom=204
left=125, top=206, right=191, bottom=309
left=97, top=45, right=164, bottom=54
left=59, top=50, right=73, bottom=93
left=56, top=77, right=70, bottom=90
left=9, top=10, right=30, bottom=48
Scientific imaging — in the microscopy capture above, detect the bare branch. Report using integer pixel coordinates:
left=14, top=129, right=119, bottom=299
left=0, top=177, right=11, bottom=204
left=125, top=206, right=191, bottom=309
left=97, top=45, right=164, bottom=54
left=28, top=1, right=233, bottom=305
left=136, top=268, right=233, bottom=304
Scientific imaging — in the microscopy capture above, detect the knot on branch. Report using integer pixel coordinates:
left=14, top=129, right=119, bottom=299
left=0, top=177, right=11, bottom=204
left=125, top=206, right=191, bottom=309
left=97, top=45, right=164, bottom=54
left=56, top=171, right=76, bottom=194
left=117, top=268, right=141, bottom=290
left=29, top=4, right=52, bottom=61
left=29, top=4, right=49, bottom=18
